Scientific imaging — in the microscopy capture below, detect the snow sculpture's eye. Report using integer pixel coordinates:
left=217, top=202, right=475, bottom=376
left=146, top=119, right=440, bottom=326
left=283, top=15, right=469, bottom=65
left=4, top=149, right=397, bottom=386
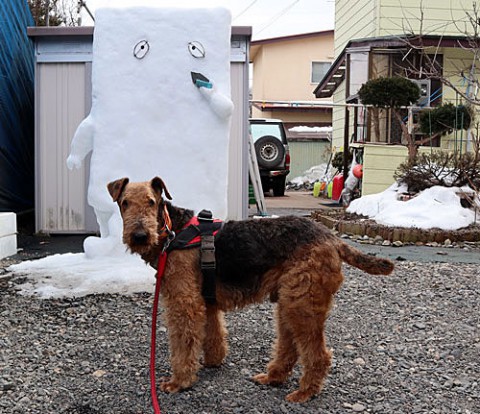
left=188, top=41, right=206, bottom=58
left=133, top=40, right=150, bottom=59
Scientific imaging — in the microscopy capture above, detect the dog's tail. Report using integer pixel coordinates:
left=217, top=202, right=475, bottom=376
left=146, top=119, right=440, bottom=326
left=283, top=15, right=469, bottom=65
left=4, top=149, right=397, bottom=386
left=334, top=239, right=394, bottom=275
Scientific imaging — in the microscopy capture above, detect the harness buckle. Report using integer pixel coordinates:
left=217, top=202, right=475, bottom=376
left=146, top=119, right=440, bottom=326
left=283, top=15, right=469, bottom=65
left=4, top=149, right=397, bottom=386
left=197, top=209, right=213, bottom=222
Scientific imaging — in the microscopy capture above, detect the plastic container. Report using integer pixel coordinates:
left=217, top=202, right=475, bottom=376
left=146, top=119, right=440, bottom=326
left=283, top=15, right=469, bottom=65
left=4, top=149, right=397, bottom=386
left=332, top=174, right=344, bottom=201
left=327, top=182, right=333, bottom=198
left=313, top=182, right=321, bottom=197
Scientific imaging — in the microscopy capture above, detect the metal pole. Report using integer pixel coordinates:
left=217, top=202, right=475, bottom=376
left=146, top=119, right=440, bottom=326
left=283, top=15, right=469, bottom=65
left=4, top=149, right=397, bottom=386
left=45, top=0, right=50, bottom=26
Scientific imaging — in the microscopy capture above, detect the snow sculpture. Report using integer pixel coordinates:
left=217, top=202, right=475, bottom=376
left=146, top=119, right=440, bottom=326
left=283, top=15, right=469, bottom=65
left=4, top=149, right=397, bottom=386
left=67, top=7, right=233, bottom=258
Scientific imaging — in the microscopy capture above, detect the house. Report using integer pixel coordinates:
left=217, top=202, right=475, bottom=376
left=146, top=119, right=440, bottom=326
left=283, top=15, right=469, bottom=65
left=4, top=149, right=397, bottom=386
left=250, top=31, right=334, bottom=178
left=314, top=0, right=478, bottom=195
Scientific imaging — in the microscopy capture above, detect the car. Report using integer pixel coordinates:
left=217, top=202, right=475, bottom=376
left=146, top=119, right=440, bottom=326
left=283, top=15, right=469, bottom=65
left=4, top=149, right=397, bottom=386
left=249, top=118, right=290, bottom=196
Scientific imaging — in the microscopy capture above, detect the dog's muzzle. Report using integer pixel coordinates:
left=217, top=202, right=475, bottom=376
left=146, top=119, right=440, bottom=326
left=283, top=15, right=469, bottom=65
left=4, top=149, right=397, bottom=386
left=132, top=230, right=149, bottom=245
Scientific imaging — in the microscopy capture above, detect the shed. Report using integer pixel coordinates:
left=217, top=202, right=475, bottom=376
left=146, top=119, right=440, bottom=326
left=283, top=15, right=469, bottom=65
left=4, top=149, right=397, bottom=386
left=286, top=126, right=332, bottom=181
left=28, top=26, right=251, bottom=234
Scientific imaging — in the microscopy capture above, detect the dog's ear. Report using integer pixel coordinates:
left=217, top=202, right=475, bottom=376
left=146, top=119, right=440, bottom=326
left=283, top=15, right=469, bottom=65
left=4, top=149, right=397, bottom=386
left=151, top=176, right=172, bottom=200
left=107, top=178, right=129, bottom=202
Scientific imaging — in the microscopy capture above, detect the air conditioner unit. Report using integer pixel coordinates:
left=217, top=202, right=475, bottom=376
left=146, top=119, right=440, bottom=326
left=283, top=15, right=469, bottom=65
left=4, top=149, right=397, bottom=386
left=411, top=79, right=431, bottom=107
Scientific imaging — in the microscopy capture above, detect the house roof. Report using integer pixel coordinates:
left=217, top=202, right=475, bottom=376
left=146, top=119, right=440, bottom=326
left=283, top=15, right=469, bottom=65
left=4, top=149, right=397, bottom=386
left=27, top=25, right=252, bottom=37
left=250, top=30, right=334, bottom=61
left=313, top=34, right=473, bottom=98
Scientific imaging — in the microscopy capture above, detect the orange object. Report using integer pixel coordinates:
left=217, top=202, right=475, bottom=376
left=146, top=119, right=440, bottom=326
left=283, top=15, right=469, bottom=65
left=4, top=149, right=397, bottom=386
left=353, top=164, right=363, bottom=179
left=332, top=174, right=344, bottom=201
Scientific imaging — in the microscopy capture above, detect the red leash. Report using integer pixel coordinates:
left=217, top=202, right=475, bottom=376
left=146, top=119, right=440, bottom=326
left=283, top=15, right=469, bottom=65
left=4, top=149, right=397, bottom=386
left=150, top=251, right=168, bottom=414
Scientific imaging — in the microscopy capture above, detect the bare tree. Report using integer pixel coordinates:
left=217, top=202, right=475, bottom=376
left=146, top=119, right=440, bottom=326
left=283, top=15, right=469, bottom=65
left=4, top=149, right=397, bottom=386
left=28, top=0, right=79, bottom=26
left=397, top=1, right=480, bottom=105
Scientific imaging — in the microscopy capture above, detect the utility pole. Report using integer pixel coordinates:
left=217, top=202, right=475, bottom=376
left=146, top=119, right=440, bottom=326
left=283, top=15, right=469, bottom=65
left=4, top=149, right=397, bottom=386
left=44, top=0, right=50, bottom=26
left=77, top=0, right=95, bottom=23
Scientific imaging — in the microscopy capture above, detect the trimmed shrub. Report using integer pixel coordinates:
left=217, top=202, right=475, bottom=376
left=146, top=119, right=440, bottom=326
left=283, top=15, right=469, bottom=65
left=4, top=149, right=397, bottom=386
left=358, top=76, right=420, bottom=108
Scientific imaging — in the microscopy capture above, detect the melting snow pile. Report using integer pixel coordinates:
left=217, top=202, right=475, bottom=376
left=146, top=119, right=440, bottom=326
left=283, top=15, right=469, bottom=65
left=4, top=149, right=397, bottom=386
left=347, top=183, right=479, bottom=231
left=288, top=164, right=332, bottom=187
left=10, top=252, right=156, bottom=298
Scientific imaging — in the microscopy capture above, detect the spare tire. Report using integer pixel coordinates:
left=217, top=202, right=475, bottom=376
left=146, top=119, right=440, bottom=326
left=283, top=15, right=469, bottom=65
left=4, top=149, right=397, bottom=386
left=254, top=135, right=285, bottom=169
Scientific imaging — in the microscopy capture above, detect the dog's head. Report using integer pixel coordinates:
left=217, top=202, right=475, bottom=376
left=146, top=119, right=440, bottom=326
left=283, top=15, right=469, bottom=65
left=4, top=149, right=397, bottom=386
left=107, top=177, right=172, bottom=255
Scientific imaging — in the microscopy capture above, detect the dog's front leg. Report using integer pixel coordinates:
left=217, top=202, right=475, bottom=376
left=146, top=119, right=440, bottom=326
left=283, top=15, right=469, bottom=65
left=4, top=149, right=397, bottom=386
left=203, top=305, right=228, bottom=367
left=160, top=294, right=207, bottom=393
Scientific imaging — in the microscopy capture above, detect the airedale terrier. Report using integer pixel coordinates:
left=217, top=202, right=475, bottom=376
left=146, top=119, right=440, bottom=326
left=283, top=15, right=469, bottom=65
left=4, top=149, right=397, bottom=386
left=108, top=176, right=394, bottom=403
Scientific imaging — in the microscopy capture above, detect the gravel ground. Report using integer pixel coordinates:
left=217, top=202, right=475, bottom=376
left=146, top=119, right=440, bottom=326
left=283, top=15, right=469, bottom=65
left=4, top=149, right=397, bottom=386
left=1, top=254, right=479, bottom=413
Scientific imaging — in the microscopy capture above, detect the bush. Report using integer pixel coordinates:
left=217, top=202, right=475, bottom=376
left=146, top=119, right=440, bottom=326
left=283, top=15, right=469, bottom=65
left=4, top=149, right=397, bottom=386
left=331, top=151, right=352, bottom=173
left=394, top=151, right=480, bottom=192
left=419, top=103, right=472, bottom=135
left=358, top=76, right=420, bottom=107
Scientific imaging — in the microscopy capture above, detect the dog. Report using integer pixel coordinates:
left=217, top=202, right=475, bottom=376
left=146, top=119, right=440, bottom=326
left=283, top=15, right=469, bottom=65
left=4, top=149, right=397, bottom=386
left=108, top=176, right=394, bottom=403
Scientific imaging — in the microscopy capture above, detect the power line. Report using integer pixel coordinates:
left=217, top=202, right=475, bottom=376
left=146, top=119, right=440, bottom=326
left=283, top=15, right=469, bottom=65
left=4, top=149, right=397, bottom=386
left=256, top=0, right=301, bottom=36
left=233, top=0, right=258, bottom=21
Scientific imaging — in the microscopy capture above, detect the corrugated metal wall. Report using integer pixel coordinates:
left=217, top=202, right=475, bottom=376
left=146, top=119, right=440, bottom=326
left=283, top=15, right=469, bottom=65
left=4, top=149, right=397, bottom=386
left=36, top=62, right=95, bottom=232
left=288, top=141, right=331, bottom=180
left=0, top=0, right=34, bottom=212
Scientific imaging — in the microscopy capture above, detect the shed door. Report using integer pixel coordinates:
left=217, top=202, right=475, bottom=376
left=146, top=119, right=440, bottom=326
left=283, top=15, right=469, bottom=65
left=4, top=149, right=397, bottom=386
left=36, top=62, right=96, bottom=233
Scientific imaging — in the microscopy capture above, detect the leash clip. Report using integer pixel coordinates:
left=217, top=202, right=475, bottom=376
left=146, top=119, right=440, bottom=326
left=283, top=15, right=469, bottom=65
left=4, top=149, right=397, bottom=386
left=162, top=227, right=176, bottom=253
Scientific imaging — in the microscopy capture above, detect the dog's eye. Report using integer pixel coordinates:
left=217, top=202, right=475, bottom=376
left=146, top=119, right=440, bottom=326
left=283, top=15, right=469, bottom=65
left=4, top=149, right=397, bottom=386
left=121, top=200, right=129, bottom=209
left=148, top=199, right=156, bottom=207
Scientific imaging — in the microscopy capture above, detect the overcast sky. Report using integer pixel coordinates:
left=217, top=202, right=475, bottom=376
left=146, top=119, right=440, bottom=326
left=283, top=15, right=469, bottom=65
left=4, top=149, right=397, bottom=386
left=80, top=0, right=335, bottom=40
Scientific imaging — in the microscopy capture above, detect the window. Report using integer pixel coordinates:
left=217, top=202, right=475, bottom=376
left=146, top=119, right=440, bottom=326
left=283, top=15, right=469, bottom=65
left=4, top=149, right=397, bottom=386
left=348, top=51, right=369, bottom=97
left=311, top=62, right=331, bottom=83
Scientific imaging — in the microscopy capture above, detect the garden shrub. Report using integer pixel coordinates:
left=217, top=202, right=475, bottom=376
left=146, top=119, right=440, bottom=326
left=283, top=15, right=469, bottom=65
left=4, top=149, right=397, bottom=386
left=394, top=151, right=480, bottom=192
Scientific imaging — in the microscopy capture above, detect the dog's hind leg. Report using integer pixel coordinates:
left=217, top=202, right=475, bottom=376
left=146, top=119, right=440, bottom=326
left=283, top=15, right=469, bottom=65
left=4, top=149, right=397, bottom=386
left=278, top=246, right=343, bottom=402
left=252, top=305, right=298, bottom=385
left=203, top=305, right=228, bottom=367
left=286, top=312, right=332, bottom=403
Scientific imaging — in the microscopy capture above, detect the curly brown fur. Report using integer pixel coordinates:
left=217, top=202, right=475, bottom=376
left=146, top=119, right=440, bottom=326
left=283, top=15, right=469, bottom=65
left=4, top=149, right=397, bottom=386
left=108, top=176, right=394, bottom=403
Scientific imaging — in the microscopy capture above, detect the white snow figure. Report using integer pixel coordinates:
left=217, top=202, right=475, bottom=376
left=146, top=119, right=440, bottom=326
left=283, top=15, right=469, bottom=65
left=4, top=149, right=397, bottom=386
left=67, top=7, right=233, bottom=258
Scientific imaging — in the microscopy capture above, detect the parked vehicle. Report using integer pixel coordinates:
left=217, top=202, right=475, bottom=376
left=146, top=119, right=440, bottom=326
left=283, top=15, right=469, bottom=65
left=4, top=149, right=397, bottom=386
left=249, top=118, right=290, bottom=196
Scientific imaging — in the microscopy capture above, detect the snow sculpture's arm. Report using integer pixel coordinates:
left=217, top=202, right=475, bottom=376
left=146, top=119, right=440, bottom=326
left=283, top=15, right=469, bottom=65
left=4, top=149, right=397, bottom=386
left=66, top=116, right=95, bottom=170
left=197, top=84, right=234, bottom=119
left=192, top=74, right=234, bottom=119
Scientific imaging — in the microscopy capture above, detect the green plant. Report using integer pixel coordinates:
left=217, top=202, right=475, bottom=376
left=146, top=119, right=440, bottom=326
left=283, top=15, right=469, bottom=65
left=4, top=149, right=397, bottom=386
left=358, top=76, right=420, bottom=108
left=358, top=77, right=421, bottom=161
left=419, top=103, right=472, bottom=136
left=331, top=151, right=352, bottom=173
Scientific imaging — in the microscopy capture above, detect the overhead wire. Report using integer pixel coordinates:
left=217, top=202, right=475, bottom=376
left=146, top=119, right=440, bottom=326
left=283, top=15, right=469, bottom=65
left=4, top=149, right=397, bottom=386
left=233, top=0, right=258, bottom=21
left=256, top=0, right=302, bottom=36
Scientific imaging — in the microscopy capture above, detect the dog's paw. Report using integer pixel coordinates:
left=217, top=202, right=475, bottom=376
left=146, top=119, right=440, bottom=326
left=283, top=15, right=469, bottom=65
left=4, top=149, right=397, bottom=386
left=252, top=373, right=270, bottom=385
left=285, top=389, right=314, bottom=403
left=159, top=380, right=181, bottom=393
left=252, top=373, right=284, bottom=386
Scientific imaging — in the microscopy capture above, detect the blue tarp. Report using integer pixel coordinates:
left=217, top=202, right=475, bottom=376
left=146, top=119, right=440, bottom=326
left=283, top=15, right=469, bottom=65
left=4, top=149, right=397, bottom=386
left=0, top=0, right=34, bottom=212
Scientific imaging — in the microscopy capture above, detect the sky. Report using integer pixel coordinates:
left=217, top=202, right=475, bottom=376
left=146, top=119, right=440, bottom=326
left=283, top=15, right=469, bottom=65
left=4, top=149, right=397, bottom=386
left=79, top=0, right=335, bottom=40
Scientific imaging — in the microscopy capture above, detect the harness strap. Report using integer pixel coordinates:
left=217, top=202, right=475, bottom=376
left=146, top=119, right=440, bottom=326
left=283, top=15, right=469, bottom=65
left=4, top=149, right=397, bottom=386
left=197, top=210, right=217, bottom=304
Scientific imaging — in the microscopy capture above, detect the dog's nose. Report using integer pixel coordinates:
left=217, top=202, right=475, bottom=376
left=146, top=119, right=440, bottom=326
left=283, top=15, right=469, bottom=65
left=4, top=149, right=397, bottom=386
left=132, top=231, right=148, bottom=244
